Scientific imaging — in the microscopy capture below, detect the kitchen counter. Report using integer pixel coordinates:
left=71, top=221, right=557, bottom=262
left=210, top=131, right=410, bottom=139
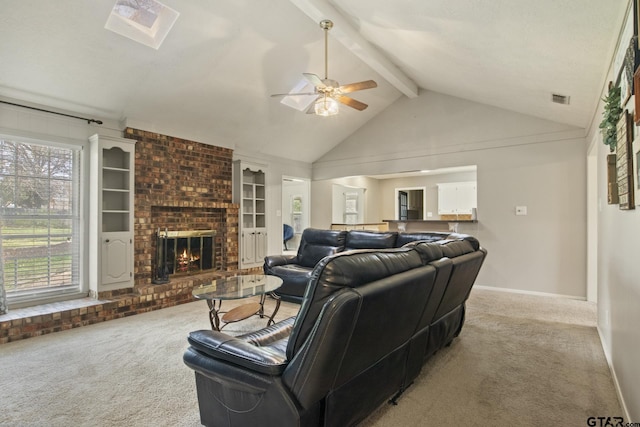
left=383, top=219, right=477, bottom=232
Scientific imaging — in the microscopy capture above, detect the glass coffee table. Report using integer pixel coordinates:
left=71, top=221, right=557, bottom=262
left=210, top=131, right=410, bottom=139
left=192, top=274, right=283, bottom=331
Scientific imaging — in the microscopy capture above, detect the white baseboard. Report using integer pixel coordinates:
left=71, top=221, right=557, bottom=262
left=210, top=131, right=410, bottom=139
left=597, top=326, right=632, bottom=423
left=473, top=285, right=587, bottom=301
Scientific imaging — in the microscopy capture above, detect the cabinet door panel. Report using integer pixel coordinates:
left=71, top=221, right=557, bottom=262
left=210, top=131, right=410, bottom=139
left=255, top=230, right=267, bottom=261
left=456, top=183, right=477, bottom=214
left=102, top=233, right=131, bottom=285
left=242, top=230, right=256, bottom=264
left=437, top=185, right=457, bottom=214
left=438, top=182, right=477, bottom=215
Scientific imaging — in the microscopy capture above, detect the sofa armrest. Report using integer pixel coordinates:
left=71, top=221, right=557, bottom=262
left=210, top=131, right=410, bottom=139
left=187, top=329, right=289, bottom=375
left=264, top=254, right=298, bottom=268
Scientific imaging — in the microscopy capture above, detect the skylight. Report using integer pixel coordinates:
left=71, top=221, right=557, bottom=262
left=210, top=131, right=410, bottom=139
left=105, top=0, right=179, bottom=49
left=279, top=79, right=317, bottom=112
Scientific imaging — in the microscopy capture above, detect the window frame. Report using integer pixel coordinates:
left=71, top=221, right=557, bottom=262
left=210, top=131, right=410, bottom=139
left=0, top=132, right=88, bottom=308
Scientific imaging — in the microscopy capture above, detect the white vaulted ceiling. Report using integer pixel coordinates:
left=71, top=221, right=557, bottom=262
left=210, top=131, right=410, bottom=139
left=0, top=0, right=628, bottom=163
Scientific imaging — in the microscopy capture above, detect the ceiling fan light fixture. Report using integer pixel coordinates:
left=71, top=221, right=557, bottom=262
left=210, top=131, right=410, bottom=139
left=314, top=95, right=339, bottom=116
left=270, top=19, right=376, bottom=115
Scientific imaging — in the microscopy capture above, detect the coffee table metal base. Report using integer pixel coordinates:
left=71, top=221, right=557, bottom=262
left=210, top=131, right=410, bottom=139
left=206, top=292, right=281, bottom=331
left=192, top=274, right=284, bottom=332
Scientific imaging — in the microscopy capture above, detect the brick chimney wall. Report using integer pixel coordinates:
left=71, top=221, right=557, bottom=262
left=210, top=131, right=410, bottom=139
left=125, top=128, right=238, bottom=287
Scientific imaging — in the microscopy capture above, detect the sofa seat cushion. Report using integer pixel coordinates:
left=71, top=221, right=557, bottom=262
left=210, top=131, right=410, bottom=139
left=187, top=328, right=290, bottom=375
left=237, top=316, right=296, bottom=354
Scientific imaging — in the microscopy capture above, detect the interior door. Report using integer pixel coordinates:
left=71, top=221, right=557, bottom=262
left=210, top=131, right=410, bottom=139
left=398, top=191, right=408, bottom=220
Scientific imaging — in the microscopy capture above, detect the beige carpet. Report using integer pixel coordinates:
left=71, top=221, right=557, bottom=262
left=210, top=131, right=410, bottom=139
left=0, top=289, right=621, bottom=426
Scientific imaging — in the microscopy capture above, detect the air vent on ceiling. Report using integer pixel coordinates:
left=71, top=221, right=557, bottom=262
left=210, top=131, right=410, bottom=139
left=551, top=93, right=570, bottom=105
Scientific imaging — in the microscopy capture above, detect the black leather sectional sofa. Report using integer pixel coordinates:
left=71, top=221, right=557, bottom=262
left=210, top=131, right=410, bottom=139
left=263, top=228, right=466, bottom=302
left=183, top=234, right=487, bottom=427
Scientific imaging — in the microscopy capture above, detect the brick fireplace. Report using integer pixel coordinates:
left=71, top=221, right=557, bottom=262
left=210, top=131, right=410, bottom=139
left=125, top=128, right=239, bottom=288
left=0, top=129, right=245, bottom=343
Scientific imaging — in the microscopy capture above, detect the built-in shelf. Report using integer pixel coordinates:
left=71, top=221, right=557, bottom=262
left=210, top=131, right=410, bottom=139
left=234, top=161, right=267, bottom=268
left=90, top=134, right=136, bottom=292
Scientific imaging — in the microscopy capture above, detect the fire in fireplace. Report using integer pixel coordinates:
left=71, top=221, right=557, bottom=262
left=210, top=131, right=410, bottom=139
left=153, top=229, right=216, bottom=283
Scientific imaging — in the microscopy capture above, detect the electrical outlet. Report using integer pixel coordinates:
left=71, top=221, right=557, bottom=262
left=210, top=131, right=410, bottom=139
left=515, top=206, right=527, bottom=216
left=427, top=212, right=433, bottom=218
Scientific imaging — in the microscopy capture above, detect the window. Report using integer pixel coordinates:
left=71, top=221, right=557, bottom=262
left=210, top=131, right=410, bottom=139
left=0, top=137, right=82, bottom=307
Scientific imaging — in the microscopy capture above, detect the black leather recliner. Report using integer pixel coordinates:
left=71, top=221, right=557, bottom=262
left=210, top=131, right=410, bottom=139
left=264, top=228, right=346, bottom=302
left=184, top=238, right=487, bottom=427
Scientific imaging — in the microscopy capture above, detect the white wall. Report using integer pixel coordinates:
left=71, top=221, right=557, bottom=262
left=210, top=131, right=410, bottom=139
left=312, top=90, right=587, bottom=298
left=593, top=115, right=640, bottom=421
left=590, top=1, right=640, bottom=420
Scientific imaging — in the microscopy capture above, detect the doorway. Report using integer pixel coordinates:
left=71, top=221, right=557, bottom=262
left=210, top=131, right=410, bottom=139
left=394, top=187, right=426, bottom=220
left=282, top=176, right=310, bottom=253
left=398, top=191, right=408, bottom=220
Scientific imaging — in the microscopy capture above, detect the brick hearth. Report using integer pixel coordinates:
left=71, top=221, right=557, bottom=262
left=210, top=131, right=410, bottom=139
left=0, top=271, right=263, bottom=344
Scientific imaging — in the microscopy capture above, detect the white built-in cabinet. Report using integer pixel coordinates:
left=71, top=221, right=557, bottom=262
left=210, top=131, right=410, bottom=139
left=233, top=161, right=267, bottom=268
left=89, top=134, right=135, bottom=293
left=437, top=182, right=477, bottom=215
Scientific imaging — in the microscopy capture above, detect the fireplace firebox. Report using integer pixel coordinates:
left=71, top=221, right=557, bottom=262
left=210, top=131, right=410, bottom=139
left=153, top=229, right=216, bottom=283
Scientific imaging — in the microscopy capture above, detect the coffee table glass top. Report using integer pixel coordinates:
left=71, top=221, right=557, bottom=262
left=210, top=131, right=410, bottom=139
left=192, top=274, right=283, bottom=301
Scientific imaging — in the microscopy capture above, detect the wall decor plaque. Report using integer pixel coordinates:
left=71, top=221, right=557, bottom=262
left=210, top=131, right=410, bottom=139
left=616, top=110, right=635, bottom=209
left=607, top=154, right=619, bottom=204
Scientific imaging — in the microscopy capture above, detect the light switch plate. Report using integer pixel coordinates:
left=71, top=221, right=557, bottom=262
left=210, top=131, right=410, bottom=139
left=515, top=206, right=527, bottom=216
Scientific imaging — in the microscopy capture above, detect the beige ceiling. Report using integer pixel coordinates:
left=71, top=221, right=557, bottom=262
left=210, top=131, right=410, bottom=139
left=0, top=0, right=628, bottom=163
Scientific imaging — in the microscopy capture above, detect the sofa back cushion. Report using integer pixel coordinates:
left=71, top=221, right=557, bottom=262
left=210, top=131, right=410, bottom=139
left=286, top=247, right=423, bottom=359
left=440, top=233, right=481, bottom=252
left=395, top=232, right=451, bottom=247
left=404, top=241, right=444, bottom=264
left=432, top=239, right=487, bottom=320
left=296, top=228, right=347, bottom=268
left=283, top=247, right=437, bottom=420
left=344, top=231, right=397, bottom=251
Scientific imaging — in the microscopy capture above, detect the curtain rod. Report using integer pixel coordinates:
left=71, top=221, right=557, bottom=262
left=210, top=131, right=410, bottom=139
left=0, top=100, right=103, bottom=125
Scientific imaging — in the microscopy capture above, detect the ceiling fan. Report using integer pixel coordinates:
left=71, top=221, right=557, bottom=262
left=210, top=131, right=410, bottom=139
left=271, top=19, right=377, bottom=116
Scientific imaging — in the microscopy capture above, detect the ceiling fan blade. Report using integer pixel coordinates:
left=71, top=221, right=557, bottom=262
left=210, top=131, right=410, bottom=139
left=339, top=80, right=377, bottom=94
left=270, top=92, right=317, bottom=98
left=337, top=95, right=368, bottom=111
left=303, top=73, right=324, bottom=87
left=305, top=102, right=317, bottom=114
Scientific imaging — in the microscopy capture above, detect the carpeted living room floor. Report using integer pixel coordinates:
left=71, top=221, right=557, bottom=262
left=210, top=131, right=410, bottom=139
left=0, top=288, right=622, bottom=426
